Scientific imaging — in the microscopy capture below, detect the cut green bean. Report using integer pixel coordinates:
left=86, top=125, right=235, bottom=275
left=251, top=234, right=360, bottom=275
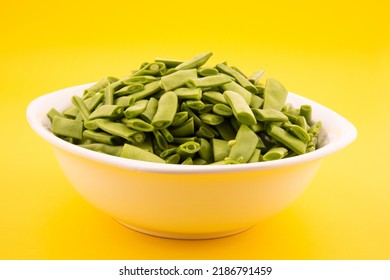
left=212, top=103, right=233, bottom=117
left=47, top=108, right=62, bottom=121
left=89, top=105, right=124, bottom=120
left=83, top=130, right=122, bottom=145
left=186, top=74, right=233, bottom=88
left=155, top=57, right=184, bottom=68
left=199, top=113, right=224, bottom=125
left=160, top=69, right=198, bottom=91
left=128, top=80, right=162, bottom=102
left=263, top=146, right=288, bottom=161
left=139, top=97, right=158, bottom=123
left=228, top=124, right=259, bottom=163
left=114, top=83, right=144, bottom=96
left=181, top=157, right=194, bottom=165
left=248, top=148, right=261, bottom=163
left=132, top=62, right=166, bottom=77
left=169, top=117, right=194, bottom=137
left=284, top=124, right=310, bottom=143
left=171, top=111, right=189, bottom=127
left=212, top=138, right=229, bottom=162
left=202, top=91, right=228, bottom=105
left=300, top=105, right=312, bottom=123
left=198, top=138, right=213, bottom=163
left=175, top=52, right=213, bottom=70
left=263, top=78, right=288, bottom=111
left=267, top=124, right=307, bottom=154
left=198, top=67, right=219, bottom=76
left=165, top=153, right=181, bottom=164
left=186, top=100, right=205, bottom=110
left=249, top=94, right=264, bottom=109
left=174, top=87, right=202, bottom=100
left=152, top=129, right=169, bottom=150
left=120, top=143, right=165, bottom=163
left=80, top=143, right=123, bottom=157
left=221, top=81, right=252, bottom=105
left=52, top=116, right=84, bottom=140
left=223, top=90, right=257, bottom=126
left=84, top=76, right=118, bottom=95
left=94, top=118, right=145, bottom=143
left=216, top=63, right=257, bottom=94
left=151, top=91, right=178, bottom=129
left=215, top=120, right=236, bottom=141
left=248, top=70, right=265, bottom=85
left=104, top=85, right=114, bottom=105
left=71, top=96, right=90, bottom=121
left=252, top=108, right=289, bottom=122
left=124, top=100, right=148, bottom=119
left=176, top=141, right=201, bottom=159
left=121, top=118, right=155, bottom=132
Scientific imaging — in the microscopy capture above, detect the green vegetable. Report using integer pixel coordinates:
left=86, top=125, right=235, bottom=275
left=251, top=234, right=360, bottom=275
left=48, top=52, right=322, bottom=165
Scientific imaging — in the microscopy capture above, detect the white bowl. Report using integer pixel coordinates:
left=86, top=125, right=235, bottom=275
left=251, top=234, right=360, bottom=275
left=26, top=83, right=357, bottom=239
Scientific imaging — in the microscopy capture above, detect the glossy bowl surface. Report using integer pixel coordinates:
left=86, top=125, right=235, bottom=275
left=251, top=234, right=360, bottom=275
left=27, top=83, right=357, bottom=239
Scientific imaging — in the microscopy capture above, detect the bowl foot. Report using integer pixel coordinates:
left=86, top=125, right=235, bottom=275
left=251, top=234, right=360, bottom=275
left=115, top=219, right=252, bottom=240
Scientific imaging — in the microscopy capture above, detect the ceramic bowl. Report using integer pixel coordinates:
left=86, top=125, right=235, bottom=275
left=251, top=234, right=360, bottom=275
left=26, top=83, right=357, bottom=239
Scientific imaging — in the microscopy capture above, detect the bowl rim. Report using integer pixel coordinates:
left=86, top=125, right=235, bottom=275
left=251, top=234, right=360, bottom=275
left=26, top=83, right=358, bottom=174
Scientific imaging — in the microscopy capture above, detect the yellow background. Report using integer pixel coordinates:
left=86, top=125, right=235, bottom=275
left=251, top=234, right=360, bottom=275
left=1, top=0, right=389, bottom=259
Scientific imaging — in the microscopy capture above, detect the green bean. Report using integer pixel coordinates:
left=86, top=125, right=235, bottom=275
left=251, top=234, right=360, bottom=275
left=139, top=97, right=158, bottom=123
left=186, top=100, right=205, bottom=110
left=176, top=141, right=201, bottom=159
left=248, top=70, right=265, bottom=85
left=228, top=124, right=259, bottom=163
left=284, top=124, right=310, bottom=143
left=174, top=87, right=202, bottom=100
left=83, top=76, right=119, bottom=95
left=295, top=115, right=309, bottom=131
left=181, top=157, right=194, bottom=165
left=160, top=147, right=178, bottom=158
left=263, top=78, right=288, bottom=111
left=248, top=148, right=261, bottom=163
left=308, top=121, right=322, bottom=137
left=198, top=67, right=219, bottom=76
left=89, top=105, right=124, bottom=120
left=221, top=81, right=252, bottom=105
left=160, top=127, right=174, bottom=143
left=202, top=91, right=228, bottom=105
left=199, top=113, right=224, bottom=126
left=52, top=116, right=84, bottom=140
left=249, top=94, right=264, bottom=109
left=79, top=143, right=123, bottom=157
left=252, top=108, right=289, bottom=122
left=124, top=100, right=148, bottom=119
left=71, top=96, right=90, bottom=121
left=123, top=75, right=160, bottom=84
left=267, top=124, right=307, bottom=154
left=223, top=90, right=257, bottom=126
left=211, top=138, right=229, bottom=162
left=151, top=91, right=178, bottom=129
left=114, top=83, right=144, bottom=96
left=93, top=118, right=145, bottom=143
left=152, top=129, right=169, bottom=150
left=171, top=111, right=189, bottom=127
left=121, top=118, right=155, bottom=132
left=114, top=95, right=135, bottom=107
left=160, top=69, right=198, bottom=91
left=120, top=143, right=165, bottom=163
left=104, top=85, right=114, bottom=105
left=195, top=125, right=218, bottom=139
left=300, top=105, right=312, bottom=123
left=216, top=63, right=257, bottom=94
left=165, top=153, right=181, bottom=164
left=215, top=120, right=236, bottom=141
left=263, top=146, right=288, bottom=161
left=83, top=130, right=121, bottom=145
left=47, top=108, right=62, bottom=121
left=175, top=52, right=213, bottom=70
left=186, top=74, right=233, bottom=88
left=212, top=103, right=233, bottom=117
left=169, top=117, right=194, bottom=137
left=155, top=57, right=184, bottom=68
left=198, top=138, right=213, bottom=163
left=132, top=62, right=166, bottom=77
left=86, top=92, right=104, bottom=111
left=83, top=120, right=99, bottom=130
left=128, top=80, right=162, bottom=102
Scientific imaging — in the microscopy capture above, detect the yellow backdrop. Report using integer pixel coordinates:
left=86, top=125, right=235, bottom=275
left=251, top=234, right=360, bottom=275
left=1, top=0, right=389, bottom=259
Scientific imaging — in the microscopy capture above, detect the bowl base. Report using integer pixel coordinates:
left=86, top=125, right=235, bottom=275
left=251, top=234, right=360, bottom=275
left=115, top=219, right=252, bottom=240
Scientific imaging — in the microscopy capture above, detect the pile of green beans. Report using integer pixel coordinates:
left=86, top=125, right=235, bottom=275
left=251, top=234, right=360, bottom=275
left=47, top=52, right=322, bottom=165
